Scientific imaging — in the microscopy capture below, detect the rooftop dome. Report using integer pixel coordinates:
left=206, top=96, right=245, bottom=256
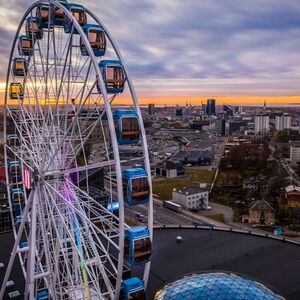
left=154, top=272, right=284, bottom=300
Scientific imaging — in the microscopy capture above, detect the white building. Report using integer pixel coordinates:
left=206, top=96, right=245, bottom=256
left=275, top=114, right=291, bottom=131
left=254, top=114, right=269, bottom=134
left=290, top=141, right=300, bottom=162
left=172, top=187, right=209, bottom=210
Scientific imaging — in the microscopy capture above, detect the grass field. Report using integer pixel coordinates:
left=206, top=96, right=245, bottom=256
left=153, top=168, right=215, bottom=200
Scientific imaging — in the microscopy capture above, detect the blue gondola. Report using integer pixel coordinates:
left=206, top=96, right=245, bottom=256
left=9, top=83, right=24, bottom=100
left=120, top=278, right=146, bottom=300
left=18, top=35, right=34, bottom=56
left=80, top=24, right=106, bottom=57
left=19, top=242, right=28, bottom=249
left=13, top=202, right=25, bottom=218
left=107, top=201, right=119, bottom=213
left=36, top=3, right=51, bottom=29
left=7, top=134, right=20, bottom=147
left=124, top=226, right=151, bottom=265
left=52, top=0, right=68, bottom=26
left=36, top=289, right=49, bottom=300
left=64, top=3, right=87, bottom=34
left=26, top=17, right=43, bottom=40
left=12, top=58, right=27, bottom=76
left=122, top=168, right=149, bottom=206
left=98, top=60, right=126, bottom=94
left=15, top=216, right=22, bottom=223
left=11, top=188, right=24, bottom=203
left=113, top=110, right=140, bottom=145
left=8, top=161, right=22, bottom=182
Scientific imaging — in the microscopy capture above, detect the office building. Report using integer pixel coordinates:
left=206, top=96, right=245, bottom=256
left=215, top=118, right=225, bottom=136
left=254, top=114, right=269, bottom=134
left=175, top=105, right=183, bottom=117
left=201, top=103, right=207, bottom=115
left=206, top=99, right=216, bottom=116
left=148, top=103, right=155, bottom=116
left=223, top=105, right=233, bottom=117
left=275, top=114, right=291, bottom=131
left=228, top=120, right=247, bottom=134
left=290, top=141, right=300, bottom=162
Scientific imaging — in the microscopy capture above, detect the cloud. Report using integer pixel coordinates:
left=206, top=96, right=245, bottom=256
left=1, top=0, right=300, bottom=100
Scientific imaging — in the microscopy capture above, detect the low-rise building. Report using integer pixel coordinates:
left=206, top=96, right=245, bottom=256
left=172, top=187, right=209, bottom=210
left=289, top=141, right=300, bottom=162
left=242, top=200, right=275, bottom=225
left=279, top=185, right=300, bottom=209
left=171, top=150, right=213, bottom=166
left=155, top=161, right=185, bottom=179
left=243, top=176, right=269, bottom=193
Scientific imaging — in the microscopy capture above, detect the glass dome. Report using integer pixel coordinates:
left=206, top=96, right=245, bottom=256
left=154, top=272, right=284, bottom=300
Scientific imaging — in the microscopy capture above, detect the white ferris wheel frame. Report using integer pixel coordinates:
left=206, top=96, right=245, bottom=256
left=0, top=1, right=153, bottom=299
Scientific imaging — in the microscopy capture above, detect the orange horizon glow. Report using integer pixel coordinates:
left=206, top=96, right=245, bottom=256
left=1, top=82, right=300, bottom=106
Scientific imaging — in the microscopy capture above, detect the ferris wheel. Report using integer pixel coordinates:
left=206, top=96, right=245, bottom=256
left=0, top=1, right=153, bottom=299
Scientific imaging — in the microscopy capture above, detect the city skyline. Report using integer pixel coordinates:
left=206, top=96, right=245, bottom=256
left=1, top=0, right=300, bottom=104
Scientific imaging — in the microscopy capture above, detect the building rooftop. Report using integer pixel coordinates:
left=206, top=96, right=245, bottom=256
left=143, top=228, right=300, bottom=299
left=289, top=141, right=300, bottom=148
left=249, top=200, right=275, bottom=212
left=285, top=185, right=300, bottom=193
left=173, top=187, right=207, bottom=195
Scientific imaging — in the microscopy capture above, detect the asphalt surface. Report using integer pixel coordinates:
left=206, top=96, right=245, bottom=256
left=125, top=201, right=196, bottom=226
left=1, top=229, right=300, bottom=299
left=144, top=228, right=300, bottom=299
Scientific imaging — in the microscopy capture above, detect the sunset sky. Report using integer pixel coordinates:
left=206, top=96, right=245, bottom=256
left=1, top=0, right=300, bottom=105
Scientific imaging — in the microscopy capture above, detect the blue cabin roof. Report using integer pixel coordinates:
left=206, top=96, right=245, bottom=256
left=20, top=242, right=28, bottom=248
left=113, top=109, right=138, bottom=119
left=7, top=134, right=19, bottom=139
left=13, top=57, right=26, bottom=63
left=11, top=188, right=23, bottom=193
left=107, top=201, right=119, bottom=212
left=55, top=0, right=68, bottom=5
left=122, top=168, right=147, bottom=179
left=67, top=3, right=85, bottom=10
left=26, top=16, right=37, bottom=22
left=15, top=216, right=22, bottom=222
left=9, top=161, right=21, bottom=166
left=83, top=23, right=104, bottom=31
left=36, top=289, right=49, bottom=300
left=19, top=35, right=33, bottom=43
left=125, top=226, right=149, bottom=239
left=99, top=60, right=124, bottom=68
left=122, top=277, right=144, bottom=290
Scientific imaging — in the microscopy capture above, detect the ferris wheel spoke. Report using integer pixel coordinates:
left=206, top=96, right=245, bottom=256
left=42, top=182, right=115, bottom=299
left=6, top=108, right=41, bottom=167
left=44, top=180, right=120, bottom=249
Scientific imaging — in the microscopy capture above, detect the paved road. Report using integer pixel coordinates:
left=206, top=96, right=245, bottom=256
left=125, top=198, right=230, bottom=228
left=125, top=201, right=196, bottom=227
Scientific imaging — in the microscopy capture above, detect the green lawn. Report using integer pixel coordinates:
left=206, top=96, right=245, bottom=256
left=153, top=168, right=215, bottom=200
